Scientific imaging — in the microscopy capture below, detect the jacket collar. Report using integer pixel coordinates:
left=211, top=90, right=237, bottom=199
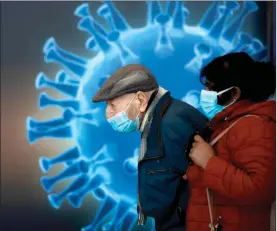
left=140, top=89, right=172, bottom=161
left=140, top=87, right=168, bottom=133
left=211, top=99, right=276, bottom=129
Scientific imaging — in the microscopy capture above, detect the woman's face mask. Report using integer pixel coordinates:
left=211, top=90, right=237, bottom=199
left=200, top=87, right=235, bottom=120
left=107, top=95, right=140, bottom=133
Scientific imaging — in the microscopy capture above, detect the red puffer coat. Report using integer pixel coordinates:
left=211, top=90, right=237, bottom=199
left=186, top=100, right=276, bottom=231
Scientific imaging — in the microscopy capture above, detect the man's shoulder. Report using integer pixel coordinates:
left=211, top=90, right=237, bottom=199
left=160, top=98, right=208, bottom=131
left=165, top=98, right=206, bottom=119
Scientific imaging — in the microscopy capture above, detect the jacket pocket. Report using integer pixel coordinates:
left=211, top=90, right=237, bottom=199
left=146, top=167, right=179, bottom=175
left=140, top=167, right=186, bottom=220
left=145, top=167, right=183, bottom=187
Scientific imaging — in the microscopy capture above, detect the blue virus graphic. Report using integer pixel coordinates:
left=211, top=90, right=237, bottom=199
left=26, top=1, right=267, bottom=230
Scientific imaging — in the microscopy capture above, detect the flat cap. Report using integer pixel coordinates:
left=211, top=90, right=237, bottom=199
left=92, top=64, right=159, bottom=102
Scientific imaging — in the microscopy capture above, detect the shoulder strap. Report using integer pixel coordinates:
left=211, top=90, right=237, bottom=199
left=206, top=114, right=263, bottom=231
left=209, top=114, right=262, bottom=146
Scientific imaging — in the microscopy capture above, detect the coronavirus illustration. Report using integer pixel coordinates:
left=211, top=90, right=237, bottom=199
left=26, top=1, right=267, bottom=230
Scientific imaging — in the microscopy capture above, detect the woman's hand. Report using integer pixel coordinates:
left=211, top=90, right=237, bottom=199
left=182, top=135, right=215, bottom=180
left=189, top=135, right=216, bottom=169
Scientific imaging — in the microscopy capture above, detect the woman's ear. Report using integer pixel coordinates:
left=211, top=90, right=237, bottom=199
left=232, top=87, right=241, bottom=101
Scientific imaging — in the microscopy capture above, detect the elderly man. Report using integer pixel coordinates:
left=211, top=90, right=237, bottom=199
left=92, top=64, right=209, bottom=231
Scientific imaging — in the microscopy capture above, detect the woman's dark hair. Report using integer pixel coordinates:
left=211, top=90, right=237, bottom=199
left=200, top=52, right=276, bottom=102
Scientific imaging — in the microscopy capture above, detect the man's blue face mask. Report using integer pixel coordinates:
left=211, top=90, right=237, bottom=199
left=200, top=87, right=235, bottom=120
left=107, top=95, right=140, bottom=133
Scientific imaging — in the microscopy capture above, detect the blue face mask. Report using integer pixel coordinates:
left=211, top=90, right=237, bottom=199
left=200, top=87, right=234, bottom=120
left=107, top=96, right=140, bottom=133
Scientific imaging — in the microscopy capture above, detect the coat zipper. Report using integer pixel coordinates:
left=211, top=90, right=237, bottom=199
left=137, top=161, right=171, bottom=225
left=137, top=94, right=172, bottom=225
left=137, top=161, right=147, bottom=225
left=137, top=134, right=165, bottom=226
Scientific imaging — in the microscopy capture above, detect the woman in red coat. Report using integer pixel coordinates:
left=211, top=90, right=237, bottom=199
left=185, top=52, right=276, bottom=231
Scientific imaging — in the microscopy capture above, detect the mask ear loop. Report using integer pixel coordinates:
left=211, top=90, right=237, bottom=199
left=217, top=86, right=234, bottom=96
left=217, top=86, right=237, bottom=107
left=124, top=94, right=137, bottom=113
left=125, top=94, right=141, bottom=129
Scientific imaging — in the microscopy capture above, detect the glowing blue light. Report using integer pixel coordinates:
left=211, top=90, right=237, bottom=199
left=26, top=1, right=266, bottom=230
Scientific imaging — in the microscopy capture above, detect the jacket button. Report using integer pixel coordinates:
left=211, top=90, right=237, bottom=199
left=224, top=117, right=228, bottom=121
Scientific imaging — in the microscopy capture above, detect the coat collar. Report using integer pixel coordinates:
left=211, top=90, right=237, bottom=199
left=210, top=99, right=276, bottom=130
left=140, top=89, right=172, bottom=161
left=140, top=87, right=168, bottom=133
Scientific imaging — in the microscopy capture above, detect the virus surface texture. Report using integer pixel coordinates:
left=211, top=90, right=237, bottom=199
left=26, top=1, right=266, bottom=230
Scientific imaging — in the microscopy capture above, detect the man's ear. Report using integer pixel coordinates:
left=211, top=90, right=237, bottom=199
left=137, top=91, right=148, bottom=113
